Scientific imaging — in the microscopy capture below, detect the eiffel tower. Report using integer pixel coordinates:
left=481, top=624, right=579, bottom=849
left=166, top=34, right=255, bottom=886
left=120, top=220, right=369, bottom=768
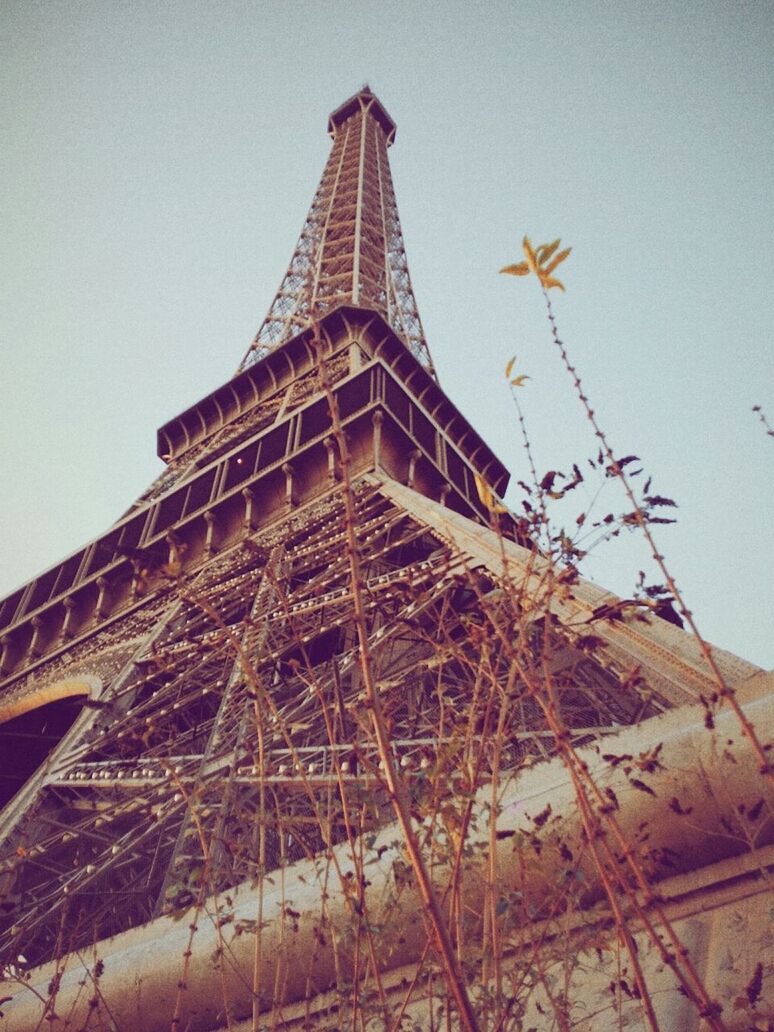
left=0, top=88, right=768, bottom=1032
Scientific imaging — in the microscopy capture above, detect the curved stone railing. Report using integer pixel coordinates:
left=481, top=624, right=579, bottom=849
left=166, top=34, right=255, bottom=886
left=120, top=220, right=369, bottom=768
left=3, top=672, right=771, bottom=1032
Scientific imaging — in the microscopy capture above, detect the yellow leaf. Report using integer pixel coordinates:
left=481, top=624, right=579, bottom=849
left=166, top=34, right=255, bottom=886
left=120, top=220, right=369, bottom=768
left=510, top=374, right=530, bottom=387
left=474, top=473, right=494, bottom=509
left=544, top=247, right=571, bottom=275
left=522, top=236, right=539, bottom=275
left=505, top=356, right=516, bottom=378
left=542, top=276, right=565, bottom=291
left=537, top=239, right=560, bottom=264
left=475, top=473, right=508, bottom=514
left=500, top=262, right=530, bottom=276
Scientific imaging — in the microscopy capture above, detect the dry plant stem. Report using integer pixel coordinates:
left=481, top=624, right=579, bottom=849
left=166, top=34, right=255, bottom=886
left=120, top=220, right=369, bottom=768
left=752, top=404, right=774, bottom=437
left=183, top=586, right=392, bottom=1024
left=440, top=663, right=498, bottom=986
left=541, top=286, right=771, bottom=778
left=388, top=936, right=435, bottom=1032
left=444, top=662, right=487, bottom=967
left=547, top=743, right=661, bottom=1032
left=509, top=385, right=551, bottom=543
left=536, top=969, right=572, bottom=1032
left=165, top=771, right=236, bottom=1032
left=529, top=642, right=723, bottom=1024
left=169, top=904, right=203, bottom=1031
left=315, top=333, right=482, bottom=1032
left=574, top=758, right=727, bottom=1029
left=309, top=679, right=391, bottom=1025
left=251, top=695, right=266, bottom=1031
left=490, top=860, right=583, bottom=1032
left=517, top=651, right=725, bottom=1030
left=563, top=746, right=728, bottom=1027
left=157, top=591, right=278, bottom=1017
left=486, top=688, right=510, bottom=1019
left=271, top=835, right=288, bottom=1030
left=49, top=950, right=120, bottom=1032
left=420, top=651, right=492, bottom=931
left=348, top=859, right=363, bottom=1032
left=266, top=592, right=391, bottom=1021
left=468, top=535, right=717, bottom=1028
left=529, top=616, right=662, bottom=1032
left=247, top=551, right=279, bottom=1031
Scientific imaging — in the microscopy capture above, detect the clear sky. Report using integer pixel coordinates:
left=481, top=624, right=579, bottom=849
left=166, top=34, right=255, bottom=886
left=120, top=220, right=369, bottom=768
left=1, top=0, right=772, bottom=667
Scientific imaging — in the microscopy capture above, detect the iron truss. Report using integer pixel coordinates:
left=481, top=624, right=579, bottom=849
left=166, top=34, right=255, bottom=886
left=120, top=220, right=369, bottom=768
left=0, top=483, right=651, bottom=967
left=238, top=88, right=436, bottom=378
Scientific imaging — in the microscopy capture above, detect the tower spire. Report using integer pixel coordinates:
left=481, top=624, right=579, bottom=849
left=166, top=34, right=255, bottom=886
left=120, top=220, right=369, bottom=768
left=239, top=87, right=436, bottom=378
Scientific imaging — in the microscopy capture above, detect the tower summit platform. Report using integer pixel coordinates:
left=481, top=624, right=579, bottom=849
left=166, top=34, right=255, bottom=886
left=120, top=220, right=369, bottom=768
left=327, top=85, right=397, bottom=143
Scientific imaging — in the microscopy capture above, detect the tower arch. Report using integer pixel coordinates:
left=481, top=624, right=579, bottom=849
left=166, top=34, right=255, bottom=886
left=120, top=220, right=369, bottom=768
left=0, top=677, right=98, bottom=811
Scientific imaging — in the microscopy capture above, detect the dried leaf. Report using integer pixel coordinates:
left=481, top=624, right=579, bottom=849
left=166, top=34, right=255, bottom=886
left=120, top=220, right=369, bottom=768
left=475, top=473, right=507, bottom=513
left=542, top=276, right=565, bottom=291
left=747, top=798, right=765, bottom=822
left=538, top=239, right=561, bottom=263
left=474, top=473, right=494, bottom=509
left=500, top=262, right=530, bottom=276
left=545, top=246, right=572, bottom=275
left=505, top=356, right=516, bottom=378
left=511, top=374, right=530, bottom=387
left=746, top=962, right=763, bottom=1005
left=603, top=786, right=620, bottom=811
left=668, top=797, right=693, bottom=816
left=602, top=752, right=633, bottom=767
left=629, top=778, right=656, bottom=797
left=532, top=803, right=552, bottom=828
left=522, top=236, right=539, bottom=274
left=644, top=495, right=678, bottom=508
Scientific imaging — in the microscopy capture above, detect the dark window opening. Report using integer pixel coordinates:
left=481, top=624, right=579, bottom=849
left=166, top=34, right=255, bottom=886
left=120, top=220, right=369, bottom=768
left=412, top=408, right=436, bottom=457
left=299, top=397, right=330, bottom=444
left=384, top=377, right=410, bottom=428
left=257, top=423, right=289, bottom=470
left=337, top=375, right=369, bottom=419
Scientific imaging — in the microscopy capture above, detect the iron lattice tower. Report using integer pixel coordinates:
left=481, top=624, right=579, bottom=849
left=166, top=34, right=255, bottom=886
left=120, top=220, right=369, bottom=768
left=0, top=89, right=761, bottom=1030
left=240, top=86, right=435, bottom=377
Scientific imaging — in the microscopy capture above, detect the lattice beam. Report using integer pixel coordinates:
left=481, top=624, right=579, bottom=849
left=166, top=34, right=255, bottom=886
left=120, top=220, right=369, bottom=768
left=0, top=484, right=668, bottom=966
left=239, top=87, right=436, bottom=377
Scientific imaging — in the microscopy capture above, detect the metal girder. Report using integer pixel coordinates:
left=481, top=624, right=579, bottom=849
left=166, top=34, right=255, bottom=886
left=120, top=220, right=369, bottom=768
left=0, top=484, right=664, bottom=967
left=239, top=88, right=436, bottom=377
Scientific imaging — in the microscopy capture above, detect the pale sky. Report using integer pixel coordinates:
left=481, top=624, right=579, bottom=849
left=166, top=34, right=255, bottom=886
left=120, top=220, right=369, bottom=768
left=1, top=0, right=772, bottom=667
